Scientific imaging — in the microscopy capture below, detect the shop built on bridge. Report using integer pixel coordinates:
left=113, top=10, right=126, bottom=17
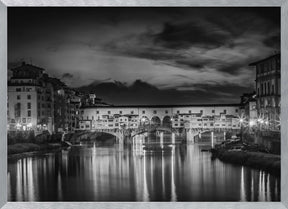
left=76, top=104, right=243, bottom=146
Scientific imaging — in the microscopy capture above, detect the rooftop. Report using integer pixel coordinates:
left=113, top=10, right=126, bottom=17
left=249, top=53, right=280, bottom=66
left=10, top=62, right=45, bottom=72
left=81, top=103, right=241, bottom=109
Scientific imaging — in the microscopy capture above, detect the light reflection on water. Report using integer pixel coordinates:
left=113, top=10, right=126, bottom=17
left=8, top=138, right=280, bottom=201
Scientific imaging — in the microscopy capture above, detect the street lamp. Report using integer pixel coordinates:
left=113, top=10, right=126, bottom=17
left=238, top=117, right=245, bottom=142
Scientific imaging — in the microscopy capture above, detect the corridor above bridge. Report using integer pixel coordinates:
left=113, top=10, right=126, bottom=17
left=78, top=104, right=242, bottom=131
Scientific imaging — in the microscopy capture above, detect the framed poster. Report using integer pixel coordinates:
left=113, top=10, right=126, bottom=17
left=0, top=0, right=287, bottom=209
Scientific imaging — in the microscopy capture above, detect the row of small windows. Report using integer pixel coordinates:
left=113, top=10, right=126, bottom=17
left=258, top=82, right=275, bottom=96
left=17, top=95, right=31, bottom=100
left=94, top=109, right=233, bottom=115
left=15, top=87, right=33, bottom=92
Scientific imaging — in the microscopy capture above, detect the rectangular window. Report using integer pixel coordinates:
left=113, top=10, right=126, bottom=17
left=131, top=111, right=134, bottom=114
left=165, top=110, right=168, bottom=114
left=153, top=110, right=157, bottom=114
left=17, top=95, right=20, bottom=100
left=200, top=110, right=203, bottom=114
left=236, top=109, right=238, bottom=113
left=27, top=110, right=31, bottom=117
left=189, top=110, right=191, bottom=114
left=212, top=110, right=215, bottom=113
left=119, top=111, right=122, bottom=114
left=27, top=102, right=31, bottom=109
left=142, top=110, right=145, bottom=114
left=261, top=83, right=264, bottom=95
left=96, top=111, right=99, bottom=114
left=108, top=111, right=111, bottom=114
left=27, top=95, right=31, bottom=99
left=92, top=116, right=94, bottom=120
left=223, top=109, right=227, bottom=114
left=177, top=110, right=180, bottom=114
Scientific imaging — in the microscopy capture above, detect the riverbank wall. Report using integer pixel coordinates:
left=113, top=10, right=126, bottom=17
left=8, top=142, right=63, bottom=155
left=212, top=149, right=280, bottom=176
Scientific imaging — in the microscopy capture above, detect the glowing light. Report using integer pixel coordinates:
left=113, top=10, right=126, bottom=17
left=249, top=120, right=255, bottom=127
left=239, top=118, right=244, bottom=123
left=27, top=123, right=32, bottom=128
left=265, top=121, right=269, bottom=125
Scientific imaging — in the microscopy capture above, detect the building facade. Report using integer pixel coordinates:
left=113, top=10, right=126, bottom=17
left=249, top=54, right=280, bottom=131
left=8, top=63, right=55, bottom=134
left=7, top=63, right=84, bottom=135
left=78, top=104, right=241, bottom=131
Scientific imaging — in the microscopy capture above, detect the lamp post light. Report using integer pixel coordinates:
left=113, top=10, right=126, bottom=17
left=239, top=118, right=244, bottom=142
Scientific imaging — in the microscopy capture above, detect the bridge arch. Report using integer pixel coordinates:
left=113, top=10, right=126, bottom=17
left=140, top=116, right=150, bottom=128
left=71, top=130, right=124, bottom=143
left=151, top=116, right=161, bottom=128
left=162, top=115, right=172, bottom=128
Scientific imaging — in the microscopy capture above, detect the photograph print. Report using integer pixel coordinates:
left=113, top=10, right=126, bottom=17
left=7, top=7, right=281, bottom=201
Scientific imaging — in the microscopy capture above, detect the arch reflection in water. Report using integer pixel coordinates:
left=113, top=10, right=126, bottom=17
left=8, top=135, right=280, bottom=201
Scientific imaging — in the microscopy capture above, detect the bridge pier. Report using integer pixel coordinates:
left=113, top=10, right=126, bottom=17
left=186, top=129, right=195, bottom=144
left=171, top=132, right=175, bottom=144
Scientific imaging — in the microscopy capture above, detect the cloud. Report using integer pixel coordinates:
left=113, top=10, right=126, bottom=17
left=8, top=7, right=280, bottom=104
left=154, top=21, right=231, bottom=50
left=61, top=73, right=74, bottom=79
left=78, top=79, right=252, bottom=105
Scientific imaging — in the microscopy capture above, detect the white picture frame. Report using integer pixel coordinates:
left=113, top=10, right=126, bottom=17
left=0, top=0, right=287, bottom=209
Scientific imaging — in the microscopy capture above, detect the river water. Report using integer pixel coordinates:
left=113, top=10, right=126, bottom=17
left=8, top=135, right=280, bottom=201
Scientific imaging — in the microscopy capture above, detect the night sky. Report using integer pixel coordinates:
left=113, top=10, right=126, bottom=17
left=8, top=7, right=280, bottom=105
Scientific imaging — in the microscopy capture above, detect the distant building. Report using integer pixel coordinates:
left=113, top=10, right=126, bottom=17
left=82, top=93, right=111, bottom=107
left=240, top=92, right=257, bottom=121
left=8, top=62, right=54, bottom=134
left=49, top=77, right=82, bottom=132
left=249, top=54, right=280, bottom=130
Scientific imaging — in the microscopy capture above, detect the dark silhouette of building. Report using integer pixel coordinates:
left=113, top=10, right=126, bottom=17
left=249, top=53, right=280, bottom=130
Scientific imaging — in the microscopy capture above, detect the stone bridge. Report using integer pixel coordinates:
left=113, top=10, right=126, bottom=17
left=72, top=125, right=234, bottom=146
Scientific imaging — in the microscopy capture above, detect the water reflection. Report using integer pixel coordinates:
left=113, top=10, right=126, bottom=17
left=8, top=136, right=280, bottom=201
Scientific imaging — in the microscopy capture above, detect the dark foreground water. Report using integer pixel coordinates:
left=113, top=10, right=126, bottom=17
left=8, top=140, right=280, bottom=201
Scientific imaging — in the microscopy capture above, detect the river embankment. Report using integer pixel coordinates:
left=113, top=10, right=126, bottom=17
left=212, top=148, right=280, bottom=176
left=8, top=142, right=65, bottom=156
